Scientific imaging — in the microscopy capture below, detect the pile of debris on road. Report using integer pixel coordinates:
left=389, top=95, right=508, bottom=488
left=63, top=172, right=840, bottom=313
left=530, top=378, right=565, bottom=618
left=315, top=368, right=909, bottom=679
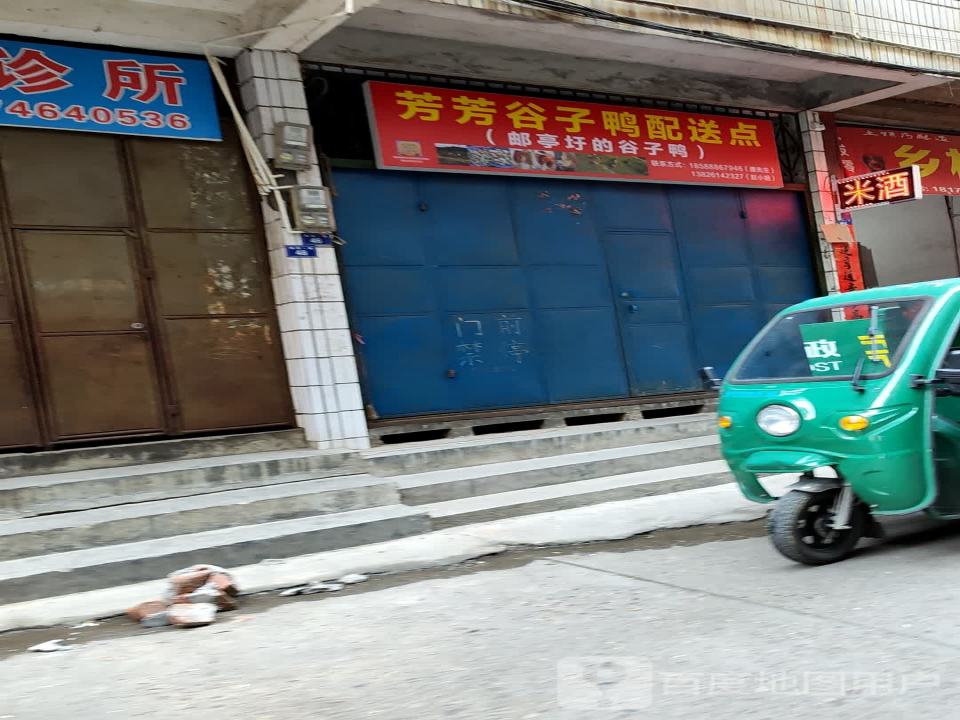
left=126, top=564, right=239, bottom=629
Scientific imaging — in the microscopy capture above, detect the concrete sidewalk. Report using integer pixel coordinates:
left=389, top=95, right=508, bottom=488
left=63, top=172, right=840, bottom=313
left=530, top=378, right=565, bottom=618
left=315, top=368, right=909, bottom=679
left=5, top=494, right=956, bottom=720
left=0, top=475, right=793, bottom=632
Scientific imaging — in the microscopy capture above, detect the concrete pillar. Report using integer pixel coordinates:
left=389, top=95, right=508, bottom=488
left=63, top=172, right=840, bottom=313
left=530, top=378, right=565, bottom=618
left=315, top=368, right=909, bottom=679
left=948, top=197, right=960, bottom=268
left=799, top=110, right=841, bottom=295
left=236, top=49, right=369, bottom=450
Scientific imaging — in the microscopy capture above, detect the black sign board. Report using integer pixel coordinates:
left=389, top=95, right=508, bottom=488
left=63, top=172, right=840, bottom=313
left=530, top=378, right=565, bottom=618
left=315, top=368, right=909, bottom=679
left=835, top=165, right=922, bottom=211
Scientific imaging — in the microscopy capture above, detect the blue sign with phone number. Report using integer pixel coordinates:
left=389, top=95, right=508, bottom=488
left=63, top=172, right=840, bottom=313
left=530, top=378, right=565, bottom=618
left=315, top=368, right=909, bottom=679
left=0, top=39, right=221, bottom=141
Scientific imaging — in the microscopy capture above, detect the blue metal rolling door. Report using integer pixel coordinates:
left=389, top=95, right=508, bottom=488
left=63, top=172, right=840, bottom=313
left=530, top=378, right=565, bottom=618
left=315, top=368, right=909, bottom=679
left=333, top=169, right=816, bottom=418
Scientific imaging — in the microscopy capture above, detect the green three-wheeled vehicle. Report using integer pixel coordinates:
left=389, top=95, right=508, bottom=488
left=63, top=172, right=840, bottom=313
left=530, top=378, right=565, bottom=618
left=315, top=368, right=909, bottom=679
left=710, top=279, right=960, bottom=565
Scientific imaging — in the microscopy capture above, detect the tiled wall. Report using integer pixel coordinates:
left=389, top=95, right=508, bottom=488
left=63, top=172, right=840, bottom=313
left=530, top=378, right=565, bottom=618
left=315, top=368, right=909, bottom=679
left=799, top=110, right=840, bottom=295
left=237, top=49, right=369, bottom=450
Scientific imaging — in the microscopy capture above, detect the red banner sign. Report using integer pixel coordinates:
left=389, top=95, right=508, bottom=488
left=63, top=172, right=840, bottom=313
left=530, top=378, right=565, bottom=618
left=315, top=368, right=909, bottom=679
left=364, top=81, right=783, bottom=188
left=836, top=125, right=960, bottom=196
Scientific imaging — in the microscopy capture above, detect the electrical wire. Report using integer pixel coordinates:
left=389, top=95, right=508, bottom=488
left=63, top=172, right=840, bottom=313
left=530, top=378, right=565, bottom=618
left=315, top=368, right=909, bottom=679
left=199, top=0, right=358, bottom=234
left=205, top=51, right=296, bottom=232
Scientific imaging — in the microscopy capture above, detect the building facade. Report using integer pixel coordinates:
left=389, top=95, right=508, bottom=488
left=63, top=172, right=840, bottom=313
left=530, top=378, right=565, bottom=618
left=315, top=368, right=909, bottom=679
left=309, top=67, right=817, bottom=423
left=1, top=0, right=960, bottom=451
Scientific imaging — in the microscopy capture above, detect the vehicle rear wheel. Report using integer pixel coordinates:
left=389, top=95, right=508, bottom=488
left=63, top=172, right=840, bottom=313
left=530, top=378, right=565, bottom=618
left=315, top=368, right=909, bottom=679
left=769, top=489, right=865, bottom=565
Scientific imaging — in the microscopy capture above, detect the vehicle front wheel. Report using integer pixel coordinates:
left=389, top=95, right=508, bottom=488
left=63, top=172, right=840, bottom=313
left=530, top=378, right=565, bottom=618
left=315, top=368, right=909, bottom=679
left=769, top=489, right=865, bottom=565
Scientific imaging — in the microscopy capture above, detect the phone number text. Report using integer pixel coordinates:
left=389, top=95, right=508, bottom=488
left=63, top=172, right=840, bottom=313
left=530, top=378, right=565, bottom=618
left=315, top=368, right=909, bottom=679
left=2, top=100, right=192, bottom=130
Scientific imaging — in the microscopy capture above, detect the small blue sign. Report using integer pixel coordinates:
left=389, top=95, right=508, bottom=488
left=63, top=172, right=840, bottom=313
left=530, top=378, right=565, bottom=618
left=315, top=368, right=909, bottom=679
left=286, top=245, right=318, bottom=258
left=301, top=233, right=334, bottom=246
left=0, top=39, right=220, bottom=140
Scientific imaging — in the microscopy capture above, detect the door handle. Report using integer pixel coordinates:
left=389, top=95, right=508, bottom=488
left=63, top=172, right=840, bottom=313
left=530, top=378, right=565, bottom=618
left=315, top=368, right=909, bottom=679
left=620, top=292, right=630, bottom=298
left=628, top=304, right=639, bottom=313
left=130, top=322, right=145, bottom=330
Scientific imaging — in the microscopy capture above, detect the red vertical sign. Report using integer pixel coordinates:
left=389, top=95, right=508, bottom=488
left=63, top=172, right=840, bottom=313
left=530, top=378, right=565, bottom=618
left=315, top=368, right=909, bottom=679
left=831, top=240, right=866, bottom=294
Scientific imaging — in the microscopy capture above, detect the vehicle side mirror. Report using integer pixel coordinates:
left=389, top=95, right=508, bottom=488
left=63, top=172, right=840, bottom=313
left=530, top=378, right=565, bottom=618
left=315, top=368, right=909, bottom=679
left=700, top=366, right=722, bottom=391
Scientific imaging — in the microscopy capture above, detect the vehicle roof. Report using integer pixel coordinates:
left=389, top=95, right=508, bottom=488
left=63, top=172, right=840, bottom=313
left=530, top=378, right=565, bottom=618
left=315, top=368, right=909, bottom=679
left=786, top=278, right=960, bottom=312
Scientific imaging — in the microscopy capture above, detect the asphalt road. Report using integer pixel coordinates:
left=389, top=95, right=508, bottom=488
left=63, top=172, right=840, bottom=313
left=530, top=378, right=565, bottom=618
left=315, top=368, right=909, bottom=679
left=3, top=517, right=960, bottom=719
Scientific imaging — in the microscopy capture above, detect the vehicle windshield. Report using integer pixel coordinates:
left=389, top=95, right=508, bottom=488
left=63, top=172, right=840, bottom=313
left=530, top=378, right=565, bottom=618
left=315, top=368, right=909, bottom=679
left=730, top=299, right=928, bottom=383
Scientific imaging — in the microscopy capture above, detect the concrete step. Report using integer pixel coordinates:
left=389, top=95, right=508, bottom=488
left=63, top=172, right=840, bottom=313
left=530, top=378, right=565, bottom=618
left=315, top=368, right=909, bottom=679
left=0, top=475, right=399, bottom=561
left=0, top=449, right=365, bottom=519
left=0, top=504, right=431, bottom=604
left=424, top=460, right=732, bottom=529
left=395, top=435, right=721, bottom=505
left=365, top=413, right=716, bottom=475
left=0, top=428, right=308, bottom=480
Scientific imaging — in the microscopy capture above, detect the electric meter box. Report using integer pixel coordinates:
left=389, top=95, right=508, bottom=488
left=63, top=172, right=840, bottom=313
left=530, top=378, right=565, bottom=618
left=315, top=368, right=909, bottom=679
left=274, top=122, right=313, bottom=171
left=291, top=185, right=336, bottom=232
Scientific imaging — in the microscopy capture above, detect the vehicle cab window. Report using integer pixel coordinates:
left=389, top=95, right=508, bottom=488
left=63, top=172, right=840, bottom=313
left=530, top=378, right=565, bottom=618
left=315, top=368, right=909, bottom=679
left=941, top=330, right=960, bottom=369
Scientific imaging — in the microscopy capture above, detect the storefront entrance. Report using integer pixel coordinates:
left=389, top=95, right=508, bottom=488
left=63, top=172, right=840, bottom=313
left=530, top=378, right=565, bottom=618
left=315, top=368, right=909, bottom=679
left=334, top=170, right=817, bottom=419
left=0, top=127, right=292, bottom=448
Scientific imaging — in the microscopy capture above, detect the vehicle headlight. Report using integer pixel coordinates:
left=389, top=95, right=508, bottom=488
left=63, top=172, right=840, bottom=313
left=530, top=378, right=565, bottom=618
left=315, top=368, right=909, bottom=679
left=756, top=405, right=801, bottom=437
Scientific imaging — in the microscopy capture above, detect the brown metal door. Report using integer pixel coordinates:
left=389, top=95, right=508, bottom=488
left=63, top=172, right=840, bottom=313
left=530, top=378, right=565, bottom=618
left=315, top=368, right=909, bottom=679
left=0, top=126, right=290, bottom=447
left=131, top=129, right=291, bottom=433
left=0, top=128, right=165, bottom=442
left=19, top=231, right=164, bottom=439
left=0, top=228, right=40, bottom=447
